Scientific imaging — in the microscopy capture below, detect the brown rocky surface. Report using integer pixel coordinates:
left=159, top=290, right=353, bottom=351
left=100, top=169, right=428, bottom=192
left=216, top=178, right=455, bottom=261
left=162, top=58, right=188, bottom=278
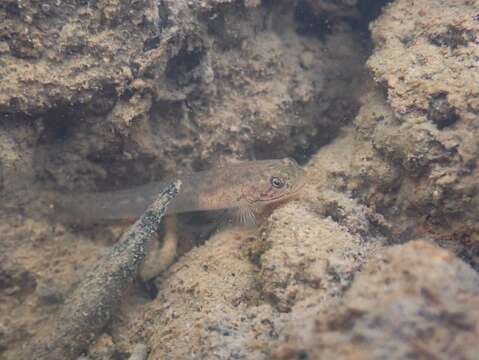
left=112, top=200, right=382, bottom=359
left=273, top=240, right=479, bottom=360
left=1, top=0, right=478, bottom=359
left=2, top=0, right=367, bottom=193
left=351, top=0, right=479, bottom=264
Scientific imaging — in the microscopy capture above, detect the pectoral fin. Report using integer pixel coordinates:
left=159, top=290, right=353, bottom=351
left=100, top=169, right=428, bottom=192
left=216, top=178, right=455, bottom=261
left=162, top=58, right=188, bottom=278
left=220, top=206, right=257, bottom=228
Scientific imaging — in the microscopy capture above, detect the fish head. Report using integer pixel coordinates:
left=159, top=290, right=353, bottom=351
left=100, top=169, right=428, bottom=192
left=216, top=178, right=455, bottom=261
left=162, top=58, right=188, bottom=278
left=242, top=158, right=306, bottom=206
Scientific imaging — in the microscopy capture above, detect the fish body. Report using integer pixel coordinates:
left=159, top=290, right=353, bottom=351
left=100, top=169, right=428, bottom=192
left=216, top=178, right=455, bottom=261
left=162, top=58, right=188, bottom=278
left=60, top=158, right=305, bottom=223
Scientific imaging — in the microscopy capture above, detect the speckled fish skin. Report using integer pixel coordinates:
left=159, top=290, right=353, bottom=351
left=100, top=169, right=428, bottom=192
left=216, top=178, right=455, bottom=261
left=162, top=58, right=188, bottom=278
left=61, top=158, right=305, bottom=221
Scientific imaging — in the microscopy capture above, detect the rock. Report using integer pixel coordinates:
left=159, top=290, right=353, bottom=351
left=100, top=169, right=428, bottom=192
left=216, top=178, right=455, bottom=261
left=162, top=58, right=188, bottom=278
left=274, top=240, right=479, bottom=360
left=259, top=203, right=379, bottom=313
left=352, top=0, right=479, bottom=266
left=114, top=195, right=383, bottom=358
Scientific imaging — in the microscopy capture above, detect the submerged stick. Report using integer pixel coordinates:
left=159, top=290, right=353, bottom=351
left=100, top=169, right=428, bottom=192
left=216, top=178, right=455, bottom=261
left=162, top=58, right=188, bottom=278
left=29, top=180, right=182, bottom=360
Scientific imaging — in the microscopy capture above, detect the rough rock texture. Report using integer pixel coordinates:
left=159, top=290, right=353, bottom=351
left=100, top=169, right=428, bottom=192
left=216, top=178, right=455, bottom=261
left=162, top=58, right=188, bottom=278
left=114, top=201, right=382, bottom=359
left=1, top=0, right=479, bottom=359
left=350, top=0, right=479, bottom=265
left=273, top=240, right=479, bottom=360
left=0, top=0, right=150, bottom=114
left=1, top=0, right=367, bottom=193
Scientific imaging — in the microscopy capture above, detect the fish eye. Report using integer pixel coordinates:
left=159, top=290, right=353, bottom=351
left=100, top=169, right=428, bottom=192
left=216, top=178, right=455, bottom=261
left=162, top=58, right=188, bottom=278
left=270, top=176, right=284, bottom=188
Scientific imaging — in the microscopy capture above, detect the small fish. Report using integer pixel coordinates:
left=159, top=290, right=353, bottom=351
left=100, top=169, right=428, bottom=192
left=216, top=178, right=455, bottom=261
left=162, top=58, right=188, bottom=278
left=58, top=158, right=305, bottom=225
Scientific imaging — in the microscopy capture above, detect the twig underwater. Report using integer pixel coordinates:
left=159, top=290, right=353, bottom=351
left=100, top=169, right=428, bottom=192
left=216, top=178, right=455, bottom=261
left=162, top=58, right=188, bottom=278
left=27, top=180, right=182, bottom=360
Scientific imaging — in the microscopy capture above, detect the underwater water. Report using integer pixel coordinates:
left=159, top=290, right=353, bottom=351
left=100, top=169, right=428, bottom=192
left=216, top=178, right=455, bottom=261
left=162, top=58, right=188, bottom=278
left=1, top=0, right=478, bottom=359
